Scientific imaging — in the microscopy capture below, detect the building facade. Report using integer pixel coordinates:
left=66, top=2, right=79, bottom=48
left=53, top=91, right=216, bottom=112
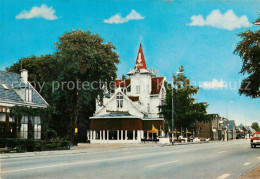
left=196, top=115, right=231, bottom=141
left=89, top=43, right=166, bottom=143
left=0, top=70, right=48, bottom=140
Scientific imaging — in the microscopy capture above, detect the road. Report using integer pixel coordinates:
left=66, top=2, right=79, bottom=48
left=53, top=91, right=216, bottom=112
left=1, top=139, right=259, bottom=179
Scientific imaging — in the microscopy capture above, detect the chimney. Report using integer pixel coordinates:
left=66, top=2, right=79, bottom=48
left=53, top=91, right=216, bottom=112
left=21, top=69, right=28, bottom=83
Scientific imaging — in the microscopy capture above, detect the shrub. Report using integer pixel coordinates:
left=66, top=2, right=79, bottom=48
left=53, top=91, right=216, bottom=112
left=4, top=138, right=70, bottom=152
left=0, top=138, right=6, bottom=148
left=6, top=138, right=26, bottom=152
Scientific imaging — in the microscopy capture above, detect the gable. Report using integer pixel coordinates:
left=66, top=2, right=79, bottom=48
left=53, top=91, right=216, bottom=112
left=95, top=91, right=144, bottom=118
left=0, top=71, right=48, bottom=107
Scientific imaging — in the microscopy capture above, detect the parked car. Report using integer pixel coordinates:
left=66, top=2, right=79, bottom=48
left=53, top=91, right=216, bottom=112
left=251, top=131, right=260, bottom=148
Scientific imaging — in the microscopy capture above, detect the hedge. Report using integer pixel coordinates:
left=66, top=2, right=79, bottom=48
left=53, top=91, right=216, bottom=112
left=1, top=138, right=70, bottom=153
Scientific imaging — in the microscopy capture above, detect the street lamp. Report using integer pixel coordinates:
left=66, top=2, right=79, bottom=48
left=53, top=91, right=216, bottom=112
left=171, top=71, right=183, bottom=142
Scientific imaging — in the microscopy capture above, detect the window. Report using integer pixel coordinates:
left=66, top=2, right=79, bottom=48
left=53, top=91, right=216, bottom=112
left=1, top=83, right=9, bottom=90
left=21, top=116, right=28, bottom=139
left=34, top=116, right=41, bottom=139
left=34, top=124, right=41, bottom=139
left=9, top=116, right=15, bottom=122
left=116, top=93, right=123, bottom=108
left=21, top=123, right=28, bottom=139
left=25, top=89, right=32, bottom=102
left=0, top=113, right=5, bottom=122
left=136, top=85, right=140, bottom=94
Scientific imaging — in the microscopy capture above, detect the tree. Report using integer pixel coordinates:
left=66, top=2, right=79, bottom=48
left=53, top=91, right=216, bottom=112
left=234, top=18, right=260, bottom=98
left=160, top=66, right=210, bottom=131
left=7, top=29, right=119, bottom=143
left=251, top=122, right=260, bottom=132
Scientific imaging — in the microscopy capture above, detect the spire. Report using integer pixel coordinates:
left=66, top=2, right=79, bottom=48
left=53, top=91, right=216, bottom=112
left=135, top=43, right=147, bottom=69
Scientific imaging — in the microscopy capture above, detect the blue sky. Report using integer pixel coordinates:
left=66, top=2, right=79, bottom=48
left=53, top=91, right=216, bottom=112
left=1, top=0, right=259, bottom=125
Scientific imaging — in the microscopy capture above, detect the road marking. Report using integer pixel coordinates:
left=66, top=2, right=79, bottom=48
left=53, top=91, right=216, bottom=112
left=0, top=149, right=195, bottom=174
left=218, top=173, right=230, bottom=179
left=217, top=151, right=226, bottom=154
left=146, top=160, right=178, bottom=168
left=243, top=162, right=250, bottom=166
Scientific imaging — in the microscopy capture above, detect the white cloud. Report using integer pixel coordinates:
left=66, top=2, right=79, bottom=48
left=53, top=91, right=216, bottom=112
left=187, top=9, right=252, bottom=30
left=201, top=79, right=227, bottom=89
left=16, top=4, right=58, bottom=20
left=104, top=10, right=144, bottom=24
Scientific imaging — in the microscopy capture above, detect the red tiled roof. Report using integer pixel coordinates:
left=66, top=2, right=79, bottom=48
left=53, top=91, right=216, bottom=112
left=151, top=77, right=164, bottom=94
left=128, top=96, right=139, bottom=102
left=135, top=43, right=147, bottom=70
left=115, top=79, right=130, bottom=88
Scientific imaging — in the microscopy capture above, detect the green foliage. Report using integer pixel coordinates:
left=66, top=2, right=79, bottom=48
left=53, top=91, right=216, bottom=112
left=3, top=138, right=70, bottom=152
left=160, top=66, right=210, bottom=130
left=7, top=29, right=120, bottom=141
left=251, top=122, right=260, bottom=132
left=234, top=28, right=260, bottom=98
left=10, top=106, right=51, bottom=139
left=43, top=129, right=58, bottom=140
left=6, top=138, right=27, bottom=152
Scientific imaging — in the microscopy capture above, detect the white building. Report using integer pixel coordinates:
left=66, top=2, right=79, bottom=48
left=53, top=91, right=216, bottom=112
left=89, top=43, right=166, bottom=143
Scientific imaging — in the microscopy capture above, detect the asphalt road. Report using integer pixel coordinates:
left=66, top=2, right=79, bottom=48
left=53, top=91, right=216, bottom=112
left=1, top=139, right=259, bottom=179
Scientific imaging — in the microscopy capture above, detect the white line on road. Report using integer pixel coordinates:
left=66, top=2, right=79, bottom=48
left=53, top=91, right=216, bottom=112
left=146, top=160, right=178, bottom=168
left=218, top=173, right=230, bottom=179
left=0, top=148, right=196, bottom=174
left=217, top=151, right=226, bottom=154
left=243, top=162, right=251, bottom=166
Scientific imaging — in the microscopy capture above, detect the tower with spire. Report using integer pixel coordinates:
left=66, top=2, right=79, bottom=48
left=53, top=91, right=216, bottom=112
left=89, top=42, right=166, bottom=144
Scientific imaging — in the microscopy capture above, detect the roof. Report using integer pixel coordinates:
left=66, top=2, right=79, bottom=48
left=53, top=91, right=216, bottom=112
left=115, top=77, right=164, bottom=95
left=115, top=79, right=130, bottom=88
left=100, top=113, right=133, bottom=117
left=91, top=112, right=140, bottom=119
left=135, top=43, right=147, bottom=70
left=151, top=77, right=164, bottom=94
left=128, top=96, right=139, bottom=102
left=0, top=71, right=48, bottom=107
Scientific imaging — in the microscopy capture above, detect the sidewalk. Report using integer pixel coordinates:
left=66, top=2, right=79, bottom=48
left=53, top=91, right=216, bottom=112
left=240, top=164, right=260, bottom=179
left=0, top=143, right=157, bottom=159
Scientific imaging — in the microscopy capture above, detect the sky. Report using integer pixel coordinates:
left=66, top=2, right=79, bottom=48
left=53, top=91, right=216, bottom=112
left=0, top=0, right=259, bottom=126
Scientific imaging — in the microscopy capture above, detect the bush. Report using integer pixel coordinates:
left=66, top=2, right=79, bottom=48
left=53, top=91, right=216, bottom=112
left=3, top=138, right=70, bottom=152
left=6, top=138, right=26, bottom=152
left=0, top=138, right=6, bottom=148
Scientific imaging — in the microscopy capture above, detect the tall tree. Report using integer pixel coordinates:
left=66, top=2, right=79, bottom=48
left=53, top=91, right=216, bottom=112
left=7, top=30, right=119, bottom=143
left=160, top=66, right=210, bottom=131
left=234, top=18, right=260, bottom=98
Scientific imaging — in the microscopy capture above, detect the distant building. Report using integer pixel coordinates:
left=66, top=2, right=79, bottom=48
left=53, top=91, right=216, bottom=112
left=0, top=70, right=48, bottom=140
left=195, top=115, right=237, bottom=141
left=227, top=120, right=237, bottom=140
left=89, top=43, right=166, bottom=143
left=196, top=114, right=221, bottom=140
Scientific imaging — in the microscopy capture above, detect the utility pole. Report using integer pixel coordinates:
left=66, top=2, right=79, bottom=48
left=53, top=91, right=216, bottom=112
left=171, top=73, right=174, bottom=132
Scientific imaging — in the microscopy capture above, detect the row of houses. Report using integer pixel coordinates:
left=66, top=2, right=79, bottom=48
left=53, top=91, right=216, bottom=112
left=196, top=115, right=256, bottom=141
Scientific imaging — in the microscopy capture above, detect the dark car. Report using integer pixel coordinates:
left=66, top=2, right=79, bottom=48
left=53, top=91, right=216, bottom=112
left=251, top=132, right=260, bottom=148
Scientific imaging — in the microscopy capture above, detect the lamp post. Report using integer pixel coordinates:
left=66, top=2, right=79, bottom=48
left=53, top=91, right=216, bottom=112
left=171, top=71, right=183, bottom=142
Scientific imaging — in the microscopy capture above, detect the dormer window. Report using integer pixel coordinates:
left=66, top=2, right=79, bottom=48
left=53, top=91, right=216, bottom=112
left=116, top=93, right=123, bottom=108
left=25, top=89, right=32, bottom=102
left=1, top=84, right=9, bottom=90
